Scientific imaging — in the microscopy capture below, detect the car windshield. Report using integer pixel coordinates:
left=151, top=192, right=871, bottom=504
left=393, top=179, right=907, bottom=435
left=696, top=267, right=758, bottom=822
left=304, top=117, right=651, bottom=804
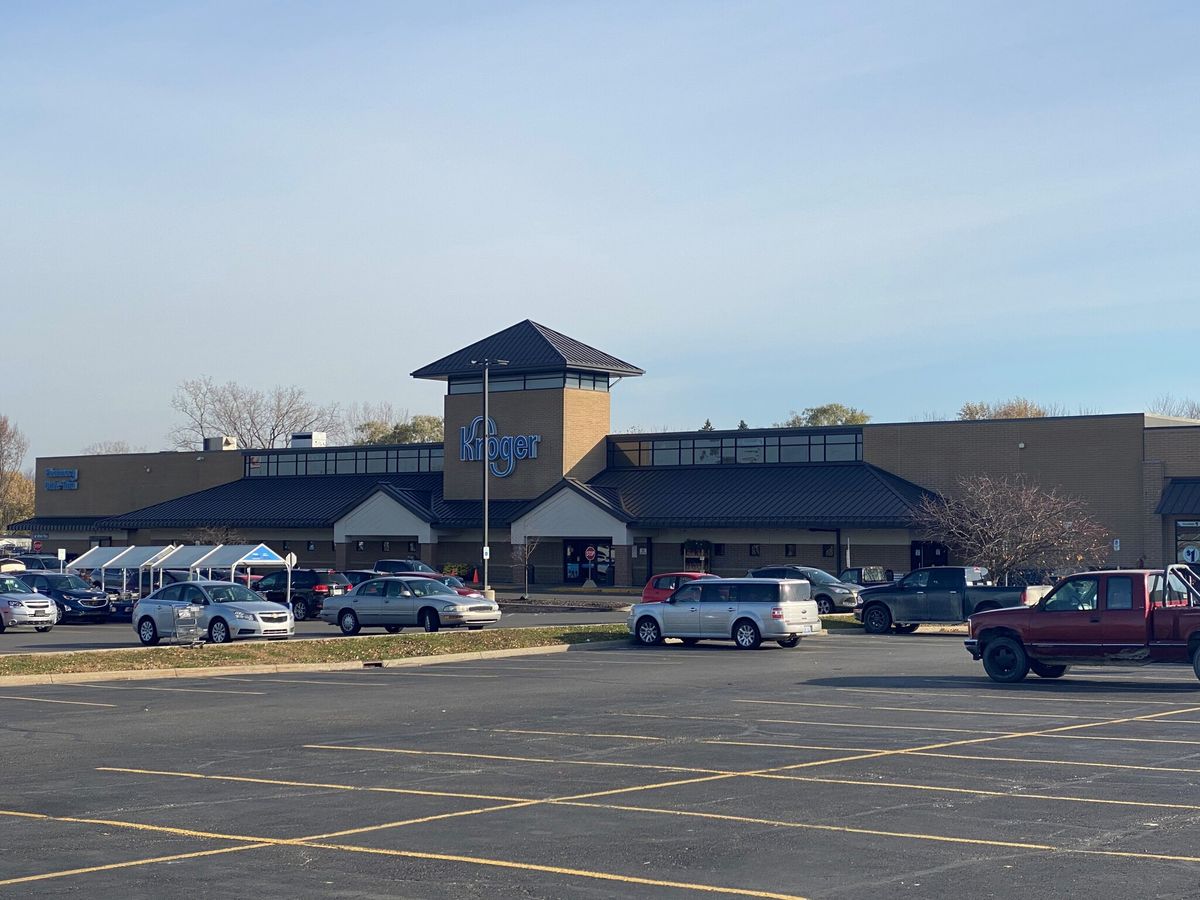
left=411, top=561, right=436, bottom=573
left=51, top=574, right=92, bottom=591
left=801, top=569, right=838, bottom=585
left=0, top=576, right=33, bottom=594
left=441, top=576, right=466, bottom=588
left=206, top=584, right=263, bottom=604
left=421, top=580, right=457, bottom=595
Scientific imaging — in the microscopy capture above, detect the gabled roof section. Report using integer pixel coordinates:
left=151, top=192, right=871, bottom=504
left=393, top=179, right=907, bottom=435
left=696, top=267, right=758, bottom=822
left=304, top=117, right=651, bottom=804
left=513, top=478, right=634, bottom=524
left=586, top=463, right=933, bottom=528
left=1156, top=478, right=1200, bottom=516
left=7, top=515, right=114, bottom=532
left=411, top=320, right=644, bottom=380
left=100, top=474, right=442, bottom=530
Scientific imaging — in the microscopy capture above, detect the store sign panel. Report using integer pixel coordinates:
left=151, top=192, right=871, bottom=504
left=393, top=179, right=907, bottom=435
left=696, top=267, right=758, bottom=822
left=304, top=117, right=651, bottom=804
left=460, top=416, right=541, bottom=478
left=45, top=467, right=79, bottom=491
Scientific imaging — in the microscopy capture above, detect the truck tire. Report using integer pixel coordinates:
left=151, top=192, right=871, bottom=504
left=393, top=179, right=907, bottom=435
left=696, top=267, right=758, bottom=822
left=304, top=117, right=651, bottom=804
left=1192, top=646, right=1200, bottom=683
left=982, top=636, right=1029, bottom=683
left=862, top=604, right=892, bottom=635
left=1030, top=661, right=1069, bottom=679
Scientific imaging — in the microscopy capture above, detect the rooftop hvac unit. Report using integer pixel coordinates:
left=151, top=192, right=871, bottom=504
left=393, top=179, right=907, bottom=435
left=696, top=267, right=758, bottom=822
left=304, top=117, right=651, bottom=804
left=202, top=436, right=239, bottom=451
left=290, top=432, right=327, bottom=448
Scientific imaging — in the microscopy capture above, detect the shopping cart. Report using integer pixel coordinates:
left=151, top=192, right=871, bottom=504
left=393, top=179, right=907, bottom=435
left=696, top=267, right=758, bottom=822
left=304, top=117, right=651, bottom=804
left=168, top=604, right=205, bottom=647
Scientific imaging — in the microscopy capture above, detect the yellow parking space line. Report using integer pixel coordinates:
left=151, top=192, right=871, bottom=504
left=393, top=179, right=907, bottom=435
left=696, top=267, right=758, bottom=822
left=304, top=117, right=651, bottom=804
left=301, top=801, right=543, bottom=840
left=297, top=841, right=808, bottom=900
left=708, top=739, right=927, bottom=753
left=0, top=808, right=277, bottom=843
left=0, top=844, right=273, bottom=886
left=908, top=750, right=1200, bottom=775
left=75, top=684, right=266, bottom=695
left=385, top=672, right=500, bottom=678
left=489, top=728, right=668, bottom=742
left=0, top=694, right=116, bottom=708
left=747, top=772, right=1200, bottom=811
left=834, top=687, right=1188, bottom=706
left=736, top=699, right=1087, bottom=719
left=220, top=677, right=395, bottom=687
left=304, top=744, right=739, bottom=775
left=96, top=767, right=530, bottom=802
left=1047, top=734, right=1200, bottom=746
left=758, top=718, right=1011, bottom=735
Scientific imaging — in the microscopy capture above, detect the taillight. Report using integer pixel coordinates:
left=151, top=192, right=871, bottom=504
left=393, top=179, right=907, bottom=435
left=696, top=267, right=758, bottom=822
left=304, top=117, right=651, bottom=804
left=771, top=606, right=784, bottom=620
left=313, top=584, right=330, bottom=593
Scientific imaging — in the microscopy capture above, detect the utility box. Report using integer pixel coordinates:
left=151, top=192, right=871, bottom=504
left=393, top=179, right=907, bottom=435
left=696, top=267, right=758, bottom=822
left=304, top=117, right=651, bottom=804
left=290, top=432, right=327, bottom=448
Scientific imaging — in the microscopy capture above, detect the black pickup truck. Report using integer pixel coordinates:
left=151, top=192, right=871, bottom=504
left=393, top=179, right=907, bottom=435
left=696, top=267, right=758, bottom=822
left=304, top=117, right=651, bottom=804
left=853, top=566, right=1037, bottom=634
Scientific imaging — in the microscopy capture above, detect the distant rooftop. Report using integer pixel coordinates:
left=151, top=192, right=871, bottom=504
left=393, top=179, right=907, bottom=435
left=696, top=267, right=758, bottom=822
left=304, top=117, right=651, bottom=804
left=411, top=320, right=644, bottom=380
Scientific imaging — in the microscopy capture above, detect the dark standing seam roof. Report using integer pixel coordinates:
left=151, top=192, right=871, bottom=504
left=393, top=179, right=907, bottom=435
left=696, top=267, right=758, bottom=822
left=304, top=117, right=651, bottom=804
left=99, top=475, right=443, bottom=530
left=6, top=516, right=113, bottom=532
left=585, top=463, right=933, bottom=528
left=410, top=320, right=644, bottom=380
left=1156, top=478, right=1200, bottom=515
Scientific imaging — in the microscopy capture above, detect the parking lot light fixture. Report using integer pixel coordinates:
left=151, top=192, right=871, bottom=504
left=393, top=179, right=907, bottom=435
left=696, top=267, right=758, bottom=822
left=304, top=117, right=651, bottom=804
left=469, top=357, right=508, bottom=599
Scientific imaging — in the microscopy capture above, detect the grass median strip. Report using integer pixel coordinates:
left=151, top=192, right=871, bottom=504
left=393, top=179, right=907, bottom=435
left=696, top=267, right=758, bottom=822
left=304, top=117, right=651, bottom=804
left=0, top=625, right=629, bottom=677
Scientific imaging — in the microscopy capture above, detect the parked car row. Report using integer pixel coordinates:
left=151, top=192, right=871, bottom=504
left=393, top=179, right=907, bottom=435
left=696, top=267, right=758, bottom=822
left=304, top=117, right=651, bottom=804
left=639, top=565, right=863, bottom=615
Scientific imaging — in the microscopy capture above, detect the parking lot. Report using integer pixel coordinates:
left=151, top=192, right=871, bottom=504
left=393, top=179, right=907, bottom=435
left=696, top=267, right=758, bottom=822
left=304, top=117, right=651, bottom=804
left=3, top=631, right=1200, bottom=898
left=0, top=608, right=629, bottom=654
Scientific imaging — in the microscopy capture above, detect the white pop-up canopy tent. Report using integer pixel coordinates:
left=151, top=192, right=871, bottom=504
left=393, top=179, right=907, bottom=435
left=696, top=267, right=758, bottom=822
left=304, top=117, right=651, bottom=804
left=154, top=543, right=293, bottom=596
left=68, top=545, right=180, bottom=594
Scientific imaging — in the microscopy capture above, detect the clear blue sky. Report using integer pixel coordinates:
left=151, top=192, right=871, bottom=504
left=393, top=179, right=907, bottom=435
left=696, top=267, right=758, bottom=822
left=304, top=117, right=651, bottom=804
left=4, top=1, right=1198, bottom=460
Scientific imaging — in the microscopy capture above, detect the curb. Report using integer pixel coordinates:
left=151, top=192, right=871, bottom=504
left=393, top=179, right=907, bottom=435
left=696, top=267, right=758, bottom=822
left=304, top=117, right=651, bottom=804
left=0, top=640, right=624, bottom=687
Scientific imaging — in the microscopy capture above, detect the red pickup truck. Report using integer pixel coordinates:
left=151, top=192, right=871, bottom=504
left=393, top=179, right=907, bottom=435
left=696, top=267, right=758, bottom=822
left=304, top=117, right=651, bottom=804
left=965, top=565, right=1200, bottom=683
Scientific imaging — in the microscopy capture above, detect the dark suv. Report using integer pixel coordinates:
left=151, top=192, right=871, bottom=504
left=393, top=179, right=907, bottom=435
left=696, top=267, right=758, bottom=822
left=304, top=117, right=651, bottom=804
left=746, top=565, right=860, bottom=615
left=373, top=559, right=438, bottom=575
left=255, top=569, right=350, bottom=621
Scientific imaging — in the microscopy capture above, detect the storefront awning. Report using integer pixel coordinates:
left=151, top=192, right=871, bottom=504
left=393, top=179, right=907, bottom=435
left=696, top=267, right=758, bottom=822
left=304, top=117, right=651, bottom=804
left=1156, top=479, right=1200, bottom=515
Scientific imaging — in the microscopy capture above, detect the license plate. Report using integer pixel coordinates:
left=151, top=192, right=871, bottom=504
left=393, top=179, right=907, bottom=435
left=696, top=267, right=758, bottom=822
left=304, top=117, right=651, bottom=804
left=801, top=624, right=814, bottom=633
left=33, top=612, right=47, bottom=618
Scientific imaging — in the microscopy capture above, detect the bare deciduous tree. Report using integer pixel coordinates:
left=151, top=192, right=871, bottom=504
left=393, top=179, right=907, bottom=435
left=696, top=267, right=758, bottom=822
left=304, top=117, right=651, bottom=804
left=183, top=525, right=242, bottom=546
left=168, top=377, right=343, bottom=450
left=911, top=475, right=1110, bottom=583
left=1150, top=395, right=1200, bottom=420
left=0, top=417, right=32, bottom=529
left=510, top=535, right=542, bottom=598
left=81, top=440, right=146, bottom=455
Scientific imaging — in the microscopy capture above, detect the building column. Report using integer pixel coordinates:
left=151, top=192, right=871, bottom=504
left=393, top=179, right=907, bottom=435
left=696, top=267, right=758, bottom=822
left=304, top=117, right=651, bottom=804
left=614, top=544, right=633, bottom=587
left=334, top=541, right=348, bottom=571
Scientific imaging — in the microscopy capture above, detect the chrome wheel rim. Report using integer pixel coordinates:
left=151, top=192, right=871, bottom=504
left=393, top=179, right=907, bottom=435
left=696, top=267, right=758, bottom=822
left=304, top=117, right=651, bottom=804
left=139, top=621, right=154, bottom=642
left=341, top=613, right=355, bottom=633
left=212, top=622, right=227, bottom=643
left=638, top=620, right=658, bottom=644
left=817, top=598, right=833, bottom=615
left=736, top=624, right=755, bottom=646
left=293, top=600, right=306, bottom=620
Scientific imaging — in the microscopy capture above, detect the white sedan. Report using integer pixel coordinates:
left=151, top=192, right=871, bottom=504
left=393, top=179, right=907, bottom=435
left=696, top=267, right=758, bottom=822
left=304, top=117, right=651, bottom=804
left=133, top=580, right=294, bottom=645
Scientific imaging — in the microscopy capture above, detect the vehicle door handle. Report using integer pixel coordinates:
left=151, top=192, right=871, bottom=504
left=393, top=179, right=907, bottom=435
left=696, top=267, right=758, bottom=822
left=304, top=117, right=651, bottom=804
left=727, top=607, right=736, bottom=611
left=687, top=606, right=697, bottom=611
left=1089, top=617, right=1101, bottom=623
left=915, top=591, right=925, bottom=595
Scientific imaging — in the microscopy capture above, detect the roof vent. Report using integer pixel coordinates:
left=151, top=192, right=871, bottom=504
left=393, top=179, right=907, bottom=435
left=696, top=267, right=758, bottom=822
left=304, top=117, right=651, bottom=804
left=202, top=436, right=239, bottom=451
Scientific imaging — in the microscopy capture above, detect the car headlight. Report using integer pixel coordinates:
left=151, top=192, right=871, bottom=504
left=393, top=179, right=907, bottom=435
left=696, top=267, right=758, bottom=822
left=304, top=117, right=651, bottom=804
left=8, top=600, right=24, bottom=608
left=443, top=604, right=471, bottom=613
left=232, top=610, right=255, bottom=621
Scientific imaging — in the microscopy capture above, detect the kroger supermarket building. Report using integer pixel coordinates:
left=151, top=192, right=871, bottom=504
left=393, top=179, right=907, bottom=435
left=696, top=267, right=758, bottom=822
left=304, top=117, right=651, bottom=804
left=15, top=320, right=1200, bottom=585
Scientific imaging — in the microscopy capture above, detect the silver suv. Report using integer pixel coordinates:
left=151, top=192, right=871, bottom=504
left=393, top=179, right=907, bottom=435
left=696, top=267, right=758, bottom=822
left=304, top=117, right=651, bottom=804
left=628, top=578, right=821, bottom=649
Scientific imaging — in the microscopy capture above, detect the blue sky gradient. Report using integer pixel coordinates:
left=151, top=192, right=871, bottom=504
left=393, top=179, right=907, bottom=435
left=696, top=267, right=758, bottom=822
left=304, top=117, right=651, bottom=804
left=4, top=1, right=1198, bottom=457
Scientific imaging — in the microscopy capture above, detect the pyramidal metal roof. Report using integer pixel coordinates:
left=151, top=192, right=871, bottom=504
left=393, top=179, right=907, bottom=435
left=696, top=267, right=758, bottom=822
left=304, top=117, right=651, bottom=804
left=411, top=320, right=644, bottom=380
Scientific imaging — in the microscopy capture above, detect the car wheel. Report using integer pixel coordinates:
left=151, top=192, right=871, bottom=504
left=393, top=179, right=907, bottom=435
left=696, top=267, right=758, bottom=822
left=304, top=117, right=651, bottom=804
left=35, top=625, right=53, bottom=633
left=1030, top=661, right=1069, bottom=679
left=57, top=603, right=69, bottom=622
left=815, top=596, right=834, bottom=615
left=893, top=623, right=920, bottom=634
left=732, top=619, right=761, bottom=650
left=862, top=604, right=892, bottom=635
left=339, top=610, right=361, bottom=636
left=292, top=598, right=309, bottom=621
left=420, top=610, right=440, bottom=633
left=778, top=635, right=801, bottom=648
left=137, top=616, right=159, bottom=646
left=634, top=616, right=663, bottom=646
left=208, top=619, right=232, bottom=645
left=384, top=625, right=401, bottom=634
left=982, top=636, right=1029, bottom=683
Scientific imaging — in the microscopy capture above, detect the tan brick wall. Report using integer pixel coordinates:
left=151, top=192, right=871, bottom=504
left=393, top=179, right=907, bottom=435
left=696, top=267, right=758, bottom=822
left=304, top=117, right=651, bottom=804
left=864, top=415, right=1146, bottom=565
left=1145, top=427, right=1200, bottom=477
left=36, top=451, right=244, bottom=517
left=442, top=387, right=610, bottom=501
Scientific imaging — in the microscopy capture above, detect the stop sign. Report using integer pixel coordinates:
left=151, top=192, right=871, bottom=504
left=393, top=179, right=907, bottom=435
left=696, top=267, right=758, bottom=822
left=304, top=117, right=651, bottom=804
left=585, top=546, right=596, bottom=561
left=32, top=541, right=43, bottom=552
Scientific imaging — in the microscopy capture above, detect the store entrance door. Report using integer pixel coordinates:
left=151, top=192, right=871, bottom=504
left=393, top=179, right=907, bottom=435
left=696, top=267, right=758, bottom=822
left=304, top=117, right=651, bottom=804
left=563, top=539, right=613, bottom=586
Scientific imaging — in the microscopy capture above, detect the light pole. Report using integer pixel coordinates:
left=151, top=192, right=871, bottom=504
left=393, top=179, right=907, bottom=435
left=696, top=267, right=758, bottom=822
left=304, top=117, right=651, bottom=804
left=470, top=357, right=507, bottom=598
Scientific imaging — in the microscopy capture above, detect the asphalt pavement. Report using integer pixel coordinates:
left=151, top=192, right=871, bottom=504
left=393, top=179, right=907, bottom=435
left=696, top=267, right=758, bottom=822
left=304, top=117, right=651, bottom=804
left=4, top=632, right=1200, bottom=897
left=0, top=609, right=630, bottom=655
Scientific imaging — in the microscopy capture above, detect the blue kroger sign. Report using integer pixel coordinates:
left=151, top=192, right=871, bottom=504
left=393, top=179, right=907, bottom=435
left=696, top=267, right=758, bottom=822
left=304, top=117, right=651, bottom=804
left=460, top=416, right=541, bottom=478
